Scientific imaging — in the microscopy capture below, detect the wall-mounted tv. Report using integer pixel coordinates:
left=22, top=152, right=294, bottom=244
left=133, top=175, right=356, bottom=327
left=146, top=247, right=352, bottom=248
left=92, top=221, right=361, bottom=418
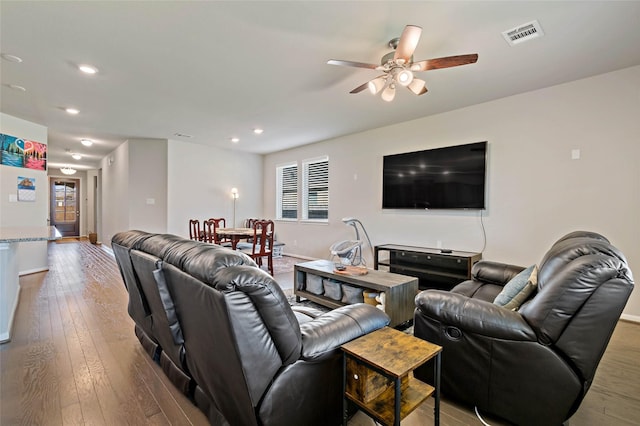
left=382, top=141, right=487, bottom=210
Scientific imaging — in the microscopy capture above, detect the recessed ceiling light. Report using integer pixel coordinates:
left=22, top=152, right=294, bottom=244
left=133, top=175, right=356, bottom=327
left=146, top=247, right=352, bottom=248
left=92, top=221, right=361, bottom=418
left=7, top=84, right=26, bottom=91
left=65, top=108, right=79, bottom=115
left=78, top=64, right=98, bottom=74
left=231, top=137, right=240, bottom=143
left=81, top=139, right=93, bottom=146
left=71, top=153, right=82, bottom=160
left=1, top=53, right=23, bottom=63
left=253, top=128, right=264, bottom=135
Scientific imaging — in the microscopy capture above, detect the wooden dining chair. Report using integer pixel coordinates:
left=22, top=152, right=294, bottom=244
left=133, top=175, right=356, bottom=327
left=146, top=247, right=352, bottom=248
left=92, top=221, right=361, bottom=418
left=189, top=219, right=202, bottom=241
left=203, top=218, right=232, bottom=247
left=241, top=220, right=274, bottom=275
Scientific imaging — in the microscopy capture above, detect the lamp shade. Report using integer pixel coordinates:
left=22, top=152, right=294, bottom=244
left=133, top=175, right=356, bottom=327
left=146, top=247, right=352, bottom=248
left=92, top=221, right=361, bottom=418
left=368, top=77, right=386, bottom=95
left=396, top=69, right=414, bottom=86
left=381, top=84, right=396, bottom=102
left=60, top=167, right=77, bottom=175
left=408, top=78, right=428, bottom=95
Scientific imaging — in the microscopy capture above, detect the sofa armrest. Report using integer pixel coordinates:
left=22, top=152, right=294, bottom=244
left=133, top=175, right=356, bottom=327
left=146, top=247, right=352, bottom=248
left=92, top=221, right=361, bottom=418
left=415, top=290, right=536, bottom=341
left=471, top=260, right=526, bottom=286
left=299, top=304, right=389, bottom=361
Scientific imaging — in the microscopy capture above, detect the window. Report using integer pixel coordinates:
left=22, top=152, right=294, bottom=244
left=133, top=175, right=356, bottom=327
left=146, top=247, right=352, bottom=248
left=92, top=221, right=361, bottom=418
left=302, top=157, right=329, bottom=221
left=276, top=162, right=298, bottom=220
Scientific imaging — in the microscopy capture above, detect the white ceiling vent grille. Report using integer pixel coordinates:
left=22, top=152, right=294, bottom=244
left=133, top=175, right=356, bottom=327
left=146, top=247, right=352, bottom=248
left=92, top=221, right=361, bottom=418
left=502, top=20, right=544, bottom=46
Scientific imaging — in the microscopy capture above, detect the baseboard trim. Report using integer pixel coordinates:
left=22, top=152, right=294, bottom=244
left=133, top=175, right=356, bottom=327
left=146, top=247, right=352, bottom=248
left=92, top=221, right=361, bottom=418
left=620, top=314, right=640, bottom=324
left=19, top=267, right=49, bottom=276
left=282, top=252, right=315, bottom=261
left=0, top=286, right=21, bottom=344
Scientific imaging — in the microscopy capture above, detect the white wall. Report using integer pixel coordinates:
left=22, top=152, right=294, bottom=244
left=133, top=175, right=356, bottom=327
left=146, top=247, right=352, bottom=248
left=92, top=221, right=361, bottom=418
left=263, top=65, right=640, bottom=318
left=0, top=113, right=49, bottom=274
left=101, top=140, right=131, bottom=246
left=167, top=139, right=263, bottom=237
left=101, top=138, right=168, bottom=245
left=128, top=138, right=168, bottom=233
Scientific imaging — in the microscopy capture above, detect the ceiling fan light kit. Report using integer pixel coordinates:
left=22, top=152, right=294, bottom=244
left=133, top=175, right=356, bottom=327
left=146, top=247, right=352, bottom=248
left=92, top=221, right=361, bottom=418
left=328, top=24, right=478, bottom=101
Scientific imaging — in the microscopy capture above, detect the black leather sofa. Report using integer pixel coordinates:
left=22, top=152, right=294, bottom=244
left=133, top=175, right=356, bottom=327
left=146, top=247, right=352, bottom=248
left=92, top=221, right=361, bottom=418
left=112, top=230, right=389, bottom=426
left=413, top=231, right=634, bottom=426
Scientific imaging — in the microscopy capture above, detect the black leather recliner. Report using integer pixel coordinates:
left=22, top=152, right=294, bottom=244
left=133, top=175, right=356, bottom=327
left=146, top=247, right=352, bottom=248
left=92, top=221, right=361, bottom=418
left=413, top=231, right=634, bottom=426
left=112, top=231, right=390, bottom=426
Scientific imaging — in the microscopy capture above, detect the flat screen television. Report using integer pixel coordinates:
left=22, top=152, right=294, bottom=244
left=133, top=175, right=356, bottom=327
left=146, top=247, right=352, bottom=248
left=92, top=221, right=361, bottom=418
left=382, top=141, right=487, bottom=210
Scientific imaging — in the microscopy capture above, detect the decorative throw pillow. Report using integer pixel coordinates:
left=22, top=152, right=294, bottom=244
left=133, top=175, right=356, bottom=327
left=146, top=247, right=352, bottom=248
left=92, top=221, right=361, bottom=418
left=494, top=264, right=538, bottom=310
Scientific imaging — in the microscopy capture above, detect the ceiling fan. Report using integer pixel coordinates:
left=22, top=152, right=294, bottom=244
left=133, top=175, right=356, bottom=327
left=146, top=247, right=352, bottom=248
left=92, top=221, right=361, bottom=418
left=327, top=25, right=478, bottom=102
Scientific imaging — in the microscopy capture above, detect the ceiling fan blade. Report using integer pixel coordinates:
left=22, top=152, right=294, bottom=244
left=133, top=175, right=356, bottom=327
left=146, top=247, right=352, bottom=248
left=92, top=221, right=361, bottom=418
left=349, top=82, right=370, bottom=94
left=394, top=25, right=422, bottom=62
left=411, top=54, right=478, bottom=71
left=327, top=59, right=380, bottom=70
left=407, top=78, right=428, bottom=95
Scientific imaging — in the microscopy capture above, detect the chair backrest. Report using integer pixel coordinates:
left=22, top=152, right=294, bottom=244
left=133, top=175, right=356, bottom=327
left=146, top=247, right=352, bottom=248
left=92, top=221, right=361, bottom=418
left=189, top=219, right=201, bottom=241
left=518, top=232, right=634, bottom=384
left=203, top=218, right=226, bottom=244
left=251, top=220, right=274, bottom=256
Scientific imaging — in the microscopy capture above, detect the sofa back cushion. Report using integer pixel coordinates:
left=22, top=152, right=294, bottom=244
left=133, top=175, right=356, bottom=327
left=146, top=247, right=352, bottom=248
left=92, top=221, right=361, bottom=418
left=112, top=231, right=153, bottom=333
left=130, top=250, right=187, bottom=370
left=147, top=237, right=302, bottom=424
left=160, top=263, right=259, bottom=426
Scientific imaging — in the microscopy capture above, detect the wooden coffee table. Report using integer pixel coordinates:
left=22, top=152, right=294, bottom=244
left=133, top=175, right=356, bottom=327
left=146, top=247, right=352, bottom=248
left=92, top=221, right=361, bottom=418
left=341, top=327, right=442, bottom=426
left=294, top=260, right=418, bottom=328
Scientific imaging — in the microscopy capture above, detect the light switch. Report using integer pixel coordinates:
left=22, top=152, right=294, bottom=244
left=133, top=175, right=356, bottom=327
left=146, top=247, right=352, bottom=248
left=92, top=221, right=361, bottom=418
left=571, top=149, right=581, bottom=160
left=146, top=198, right=155, bottom=205
left=9, top=194, right=17, bottom=202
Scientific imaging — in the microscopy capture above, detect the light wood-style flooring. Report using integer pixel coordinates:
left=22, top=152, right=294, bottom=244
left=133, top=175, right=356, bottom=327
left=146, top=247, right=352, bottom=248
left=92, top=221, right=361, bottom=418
left=1, top=240, right=638, bottom=425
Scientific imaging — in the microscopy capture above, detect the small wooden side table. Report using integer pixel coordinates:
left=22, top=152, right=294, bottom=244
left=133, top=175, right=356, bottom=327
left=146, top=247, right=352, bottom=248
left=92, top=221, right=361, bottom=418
left=341, top=327, right=442, bottom=426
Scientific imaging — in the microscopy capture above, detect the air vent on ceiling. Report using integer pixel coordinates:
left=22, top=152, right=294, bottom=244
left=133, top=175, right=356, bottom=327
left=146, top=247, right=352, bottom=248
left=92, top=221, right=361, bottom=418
left=502, top=20, right=544, bottom=46
left=173, top=132, right=193, bottom=138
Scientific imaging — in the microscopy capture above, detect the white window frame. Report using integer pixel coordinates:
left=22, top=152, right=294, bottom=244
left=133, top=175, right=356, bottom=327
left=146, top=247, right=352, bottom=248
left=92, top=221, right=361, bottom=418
left=302, top=156, right=329, bottom=222
left=276, top=162, right=298, bottom=221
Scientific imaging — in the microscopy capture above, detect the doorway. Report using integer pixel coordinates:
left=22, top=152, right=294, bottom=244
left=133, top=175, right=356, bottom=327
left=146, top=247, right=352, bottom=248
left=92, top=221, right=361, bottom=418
left=50, top=178, right=80, bottom=237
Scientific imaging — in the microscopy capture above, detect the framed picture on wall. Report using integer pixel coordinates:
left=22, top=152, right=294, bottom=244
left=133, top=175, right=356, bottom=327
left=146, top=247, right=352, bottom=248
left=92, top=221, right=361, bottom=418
left=17, top=176, right=36, bottom=202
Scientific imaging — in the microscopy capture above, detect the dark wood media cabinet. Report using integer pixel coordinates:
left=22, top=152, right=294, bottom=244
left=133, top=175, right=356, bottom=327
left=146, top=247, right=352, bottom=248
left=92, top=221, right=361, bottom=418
left=374, top=244, right=482, bottom=291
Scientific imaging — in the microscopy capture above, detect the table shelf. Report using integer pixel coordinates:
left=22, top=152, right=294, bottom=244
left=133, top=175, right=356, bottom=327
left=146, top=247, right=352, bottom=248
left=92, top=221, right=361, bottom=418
left=346, top=374, right=434, bottom=425
left=342, top=327, right=442, bottom=426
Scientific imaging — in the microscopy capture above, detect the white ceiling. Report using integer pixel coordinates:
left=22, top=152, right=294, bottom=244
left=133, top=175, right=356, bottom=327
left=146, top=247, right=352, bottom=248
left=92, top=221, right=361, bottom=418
left=1, top=1, right=639, bottom=171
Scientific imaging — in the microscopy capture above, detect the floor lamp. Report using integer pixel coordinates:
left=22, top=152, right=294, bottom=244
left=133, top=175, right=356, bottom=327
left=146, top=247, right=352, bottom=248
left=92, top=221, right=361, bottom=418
left=231, top=188, right=239, bottom=228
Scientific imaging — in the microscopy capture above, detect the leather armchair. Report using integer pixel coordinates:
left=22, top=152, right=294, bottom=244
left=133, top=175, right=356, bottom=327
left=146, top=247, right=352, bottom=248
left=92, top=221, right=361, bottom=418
left=413, top=231, right=634, bottom=426
left=112, top=231, right=389, bottom=426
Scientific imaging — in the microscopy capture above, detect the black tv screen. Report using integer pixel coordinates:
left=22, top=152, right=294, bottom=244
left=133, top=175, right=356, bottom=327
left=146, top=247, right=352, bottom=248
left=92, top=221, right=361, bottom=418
left=382, top=141, right=487, bottom=209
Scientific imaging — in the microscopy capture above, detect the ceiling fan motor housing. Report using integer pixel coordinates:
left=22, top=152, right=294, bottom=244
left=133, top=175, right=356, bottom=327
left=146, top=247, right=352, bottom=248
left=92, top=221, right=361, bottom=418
left=381, top=51, right=413, bottom=66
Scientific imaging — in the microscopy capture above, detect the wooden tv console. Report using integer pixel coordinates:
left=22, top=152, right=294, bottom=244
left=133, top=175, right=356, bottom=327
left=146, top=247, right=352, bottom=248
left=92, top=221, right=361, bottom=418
left=374, top=244, right=482, bottom=291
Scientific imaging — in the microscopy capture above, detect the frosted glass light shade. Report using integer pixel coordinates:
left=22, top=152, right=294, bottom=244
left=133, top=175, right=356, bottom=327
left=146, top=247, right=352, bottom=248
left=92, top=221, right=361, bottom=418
left=381, top=84, right=396, bottom=102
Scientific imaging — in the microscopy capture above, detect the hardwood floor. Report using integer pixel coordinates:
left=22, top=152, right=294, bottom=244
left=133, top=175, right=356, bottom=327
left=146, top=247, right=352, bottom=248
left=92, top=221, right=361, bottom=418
left=1, top=240, right=638, bottom=425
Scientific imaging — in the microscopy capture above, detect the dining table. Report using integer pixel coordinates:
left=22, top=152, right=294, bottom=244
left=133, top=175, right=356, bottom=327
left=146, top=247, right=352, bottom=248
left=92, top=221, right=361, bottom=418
left=216, top=227, right=254, bottom=250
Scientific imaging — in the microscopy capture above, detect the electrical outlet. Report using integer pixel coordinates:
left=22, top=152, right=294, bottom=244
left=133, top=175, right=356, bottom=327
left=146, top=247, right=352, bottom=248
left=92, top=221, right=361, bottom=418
left=436, top=240, right=443, bottom=248
left=571, top=149, right=581, bottom=160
